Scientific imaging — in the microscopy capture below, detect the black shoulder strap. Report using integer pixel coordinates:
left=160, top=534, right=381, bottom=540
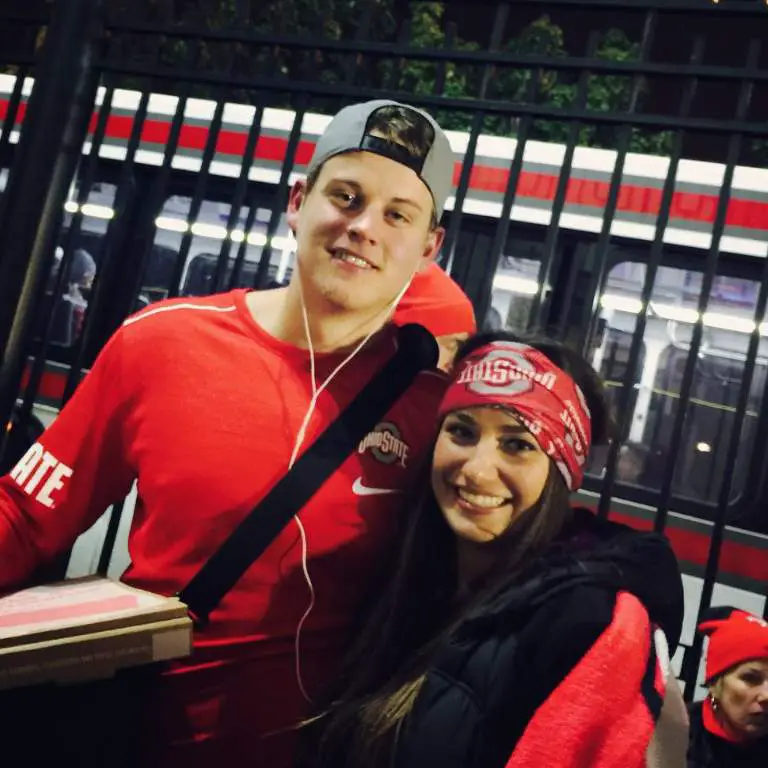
left=178, top=324, right=438, bottom=625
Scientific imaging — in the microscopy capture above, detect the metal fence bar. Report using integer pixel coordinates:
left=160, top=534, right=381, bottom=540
left=1, top=10, right=49, bottom=24
left=385, top=18, right=412, bottom=91
left=581, top=8, right=657, bottom=355
left=0, top=66, right=26, bottom=160
left=343, top=0, right=375, bottom=86
left=558, top=248, right=585, bottom=342
left=14, top=86, right=116, bottom=426
left=96, top=498, right=125, bottom=576
left=228, top=202, right=261, bottom=289
left=471, top=0, right=763, bottom=10
left=168, top=97, right=228, bottom=298
left=471, top=103, right=535, bottom=326
left=97, top=24, right=768, bottom=83
left=228, top=191, right=265, bottom=290
left=528, top=32, right=600, bottom=332
left=596, top=36, right=706, bottom=520
left=213, top=105, right=265, bottom=292
left=91, top=60, right=768, bottom=138
left=433, top=22, right=455, bottom=97
left=254, top=97, right=307, bottom=289
left=652, top=40, right=761, bottom=535
left=441, top=1, right=510, bottom=272
left=118, top=87, right=193, bottom=312
left=0, top=0, right=100, bottom=456
left=57, top=84, right=152, bottom=407
left=441, top=110, right=483, bottom=273
left=165, top=34, right=242, bottom=298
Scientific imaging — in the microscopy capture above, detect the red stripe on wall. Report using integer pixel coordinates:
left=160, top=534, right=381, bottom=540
left=4, top=101, right=768, bottom=232
left=20, top=367, right=67, bottom=404
left=0, top=99, right=27, bottom=124
left=609, top=511, right=768, bottom=585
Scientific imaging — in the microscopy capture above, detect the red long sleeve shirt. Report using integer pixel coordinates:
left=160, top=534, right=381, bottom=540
left=0, top=289, right=447, bottom=766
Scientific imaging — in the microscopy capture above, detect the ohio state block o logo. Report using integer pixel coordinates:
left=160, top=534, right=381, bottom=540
left=467, top=343, right=536, bottom=398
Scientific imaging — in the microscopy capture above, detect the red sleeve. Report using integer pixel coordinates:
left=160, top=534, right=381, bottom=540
left=504, top=591, right=670, bottom=768
left=0, top=329, right=136, bottom=588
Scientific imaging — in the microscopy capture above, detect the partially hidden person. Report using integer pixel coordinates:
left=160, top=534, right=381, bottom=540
left=299, top=330, right=689, bottom=768
left=687, top=607, right=768, bottom=767
left=394, top=261, right=476, bottom=372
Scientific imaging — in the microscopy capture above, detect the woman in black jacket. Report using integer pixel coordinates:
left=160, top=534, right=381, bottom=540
left=300, top=331, right=687, bottom=768
left=687, top=607, right=768, bottom=767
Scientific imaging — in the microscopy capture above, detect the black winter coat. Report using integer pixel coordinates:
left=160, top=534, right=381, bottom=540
left=393, top=508, right=685, bottom=768
left=303, top=508, right=685, bottom=768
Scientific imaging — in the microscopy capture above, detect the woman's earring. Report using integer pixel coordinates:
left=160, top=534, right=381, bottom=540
left=709, top=693, right=719, bottom=713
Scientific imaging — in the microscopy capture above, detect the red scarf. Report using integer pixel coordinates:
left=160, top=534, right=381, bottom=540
left=438, top=342, right=592, bottom=491
left=703, top=695, right=746, bottom=744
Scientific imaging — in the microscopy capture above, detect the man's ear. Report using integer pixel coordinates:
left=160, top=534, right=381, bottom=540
left=419, top=225, right=445, bottom=270
left=286, top=179, right=307, bottom=232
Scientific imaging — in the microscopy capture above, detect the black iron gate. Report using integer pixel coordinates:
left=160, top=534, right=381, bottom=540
left=1, top=0, right=767, bottom=700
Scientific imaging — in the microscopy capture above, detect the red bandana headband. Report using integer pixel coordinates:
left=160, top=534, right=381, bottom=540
left=437, top=342, right=592, bottom=491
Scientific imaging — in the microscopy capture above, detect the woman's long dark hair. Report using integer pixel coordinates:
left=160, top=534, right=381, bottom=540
left=300, top=331, right=613, bottom=768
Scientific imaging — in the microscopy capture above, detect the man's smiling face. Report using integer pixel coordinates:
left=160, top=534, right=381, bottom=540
left=286, top=151, right=444, bottom=314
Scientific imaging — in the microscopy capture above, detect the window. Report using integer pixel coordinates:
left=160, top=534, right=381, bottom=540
left=593, top=261, right=768, bottom=512
left=646, top=346, right=767, bottom=506
left=140, top=196, right=295, bottom=304
left=487, top=236, right=543, bottom=333
left=584, top=326, right=647, bottom=482
left=599, top=328, right=647, bottom=390
left=31, top=183, right=117, bottom=350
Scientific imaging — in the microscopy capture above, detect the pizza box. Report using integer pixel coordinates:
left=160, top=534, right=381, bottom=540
left=0, top=575, right=193, bottom=690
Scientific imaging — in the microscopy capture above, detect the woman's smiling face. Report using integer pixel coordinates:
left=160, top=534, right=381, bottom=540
left=431, top=407, right=552, bottom=544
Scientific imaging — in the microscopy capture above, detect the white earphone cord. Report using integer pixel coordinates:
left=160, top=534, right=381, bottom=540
left=290, top=272, right=416, bottom=703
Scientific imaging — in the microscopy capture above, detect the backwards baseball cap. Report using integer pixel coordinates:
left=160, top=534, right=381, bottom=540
left=699, top=606, right=768, bottom=683
left=307, top=100, right=455, bottom=218
left=437, top=341, right=592, bottom=491
left=394, top=263, right=476, bottom=337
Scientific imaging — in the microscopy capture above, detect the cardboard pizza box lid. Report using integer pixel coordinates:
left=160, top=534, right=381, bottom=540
left=0, top=575, right=192, bottom=689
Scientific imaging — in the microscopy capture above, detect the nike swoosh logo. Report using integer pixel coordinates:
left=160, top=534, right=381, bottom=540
left=352, top=477, right=401, bottom=496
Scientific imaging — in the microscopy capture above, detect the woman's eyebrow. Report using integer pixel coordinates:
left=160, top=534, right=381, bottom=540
left=499, top=425, right=531, bottom=435
left=451, top=412, right=530, bottom=435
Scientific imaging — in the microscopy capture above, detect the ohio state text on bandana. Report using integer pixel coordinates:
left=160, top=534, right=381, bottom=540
left=437, top=342, right=592, bottom=490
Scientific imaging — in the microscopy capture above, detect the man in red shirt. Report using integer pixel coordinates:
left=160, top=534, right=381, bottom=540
left=0, top=101, right=473, bottom=766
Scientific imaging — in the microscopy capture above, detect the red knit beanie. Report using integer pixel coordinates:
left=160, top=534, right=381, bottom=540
left=394, top=263, right=476, bottom=337
left=699, top=607, right=768, bottom=683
